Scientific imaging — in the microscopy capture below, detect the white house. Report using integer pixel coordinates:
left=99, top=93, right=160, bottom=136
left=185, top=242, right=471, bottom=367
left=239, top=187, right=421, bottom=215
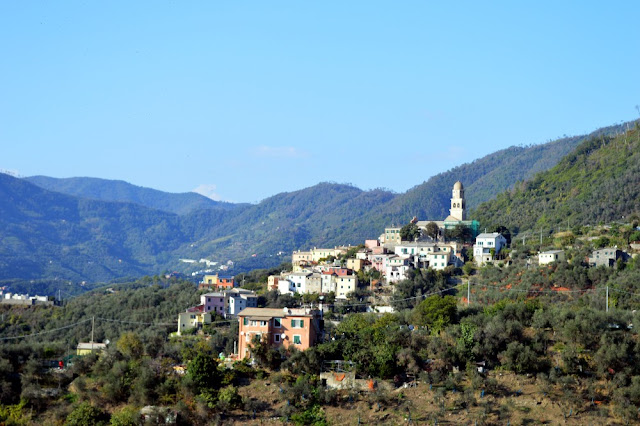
left=393, top=241, right=460, bottom=271
left=278, top=279, right=296, bottom=295
left=539, top=250, right=565, bottom=265
left=226, top=289, right=258, bottom=316
left=287, top=272, right=312, bottom=293
left=385, top=255, right=412, bottom=283
left=321, top=272, right=337, bottom=294
left=335, top=274, right=358, bottom=299
left=473, top=233, right=508, bottom=266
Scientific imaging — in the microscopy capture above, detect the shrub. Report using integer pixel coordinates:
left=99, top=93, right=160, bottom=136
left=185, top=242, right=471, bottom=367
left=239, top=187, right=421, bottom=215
left=65, top=402, right=107, bottom=426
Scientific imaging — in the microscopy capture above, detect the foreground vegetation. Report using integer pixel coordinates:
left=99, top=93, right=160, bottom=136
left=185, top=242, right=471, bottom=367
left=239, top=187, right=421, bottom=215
left=2, top=238, right=640, bottom=424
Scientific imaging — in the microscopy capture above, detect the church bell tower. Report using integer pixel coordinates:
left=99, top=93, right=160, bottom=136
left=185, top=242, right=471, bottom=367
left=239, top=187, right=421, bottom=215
left=450, top=181, right=465, bottom=221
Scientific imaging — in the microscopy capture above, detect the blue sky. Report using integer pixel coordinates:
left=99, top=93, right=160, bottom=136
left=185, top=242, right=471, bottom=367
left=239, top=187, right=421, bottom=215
left=1, top=2, right=639, bottom=203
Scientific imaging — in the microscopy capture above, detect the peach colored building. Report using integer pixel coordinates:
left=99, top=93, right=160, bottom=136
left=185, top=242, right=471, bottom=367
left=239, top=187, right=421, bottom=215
left=267, top=275, right=280, bottom=291
left=237, top=307, right=322, bottom=359
left=365, top=239, right=380, bottom=250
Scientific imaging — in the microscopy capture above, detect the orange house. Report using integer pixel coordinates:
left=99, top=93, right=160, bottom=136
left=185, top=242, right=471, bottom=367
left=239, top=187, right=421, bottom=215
left=237, top=307, right=322, bottom=359
left=198, top=274, right=235, bottom=291
left=217, top=276, right=235, bottom=289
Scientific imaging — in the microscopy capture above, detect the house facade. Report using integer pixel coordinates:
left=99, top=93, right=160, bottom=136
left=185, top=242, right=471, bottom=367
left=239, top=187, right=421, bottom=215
left=198, top=274, right=235, bottom=291
left=267, top=275, right=280, bottom=291
left=393, top=241, right=460, bottom=271
left=587, top=248, right=626, bottom=267
left=177, top=305, right=212, bottom=335
left=226, top=289, right=259, bottom=316
left=201, top=292, right=225, bottom=316
left=335, top=273, right=358, bottom=299
left=539, top=250, right=565, bottom=265
left=76, top=342, right=107, bottom=356
left=384, top=227, right=402, bottom=245
left=237, top=307, right=322, bottom=359
left=473, top=233, right=508, bottom=266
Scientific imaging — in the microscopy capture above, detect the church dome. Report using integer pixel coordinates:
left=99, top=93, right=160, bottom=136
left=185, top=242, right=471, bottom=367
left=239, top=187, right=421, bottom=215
left=453, top=181, right=463, bottom=190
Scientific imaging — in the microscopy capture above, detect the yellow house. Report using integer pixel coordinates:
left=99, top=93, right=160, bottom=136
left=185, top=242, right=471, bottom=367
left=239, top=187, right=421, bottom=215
left=202, top=274, right=219, bottom=285
left=177, top=305, right=212, bottom=335
left=76, top=342, right=107, bottom=356
left=346, top=258, right=366, bottom=272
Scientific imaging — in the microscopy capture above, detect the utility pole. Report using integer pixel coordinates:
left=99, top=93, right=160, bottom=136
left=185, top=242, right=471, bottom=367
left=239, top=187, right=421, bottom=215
left=467, top=280, right=470, bottom=307
left=540, top=229, right=543, bottom=245
left=606, top=286, right=609, bottom=313
left=91, top=316, right=95, bottom=351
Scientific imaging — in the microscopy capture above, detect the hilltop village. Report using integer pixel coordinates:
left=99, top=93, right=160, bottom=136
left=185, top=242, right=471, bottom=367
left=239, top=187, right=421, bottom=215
left=176, top=182, right=481, bottom=339
left=173, top=181, right=637, bottom=359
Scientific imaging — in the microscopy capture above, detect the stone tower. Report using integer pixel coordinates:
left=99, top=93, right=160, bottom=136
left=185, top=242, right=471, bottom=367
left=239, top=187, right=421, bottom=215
left=449, top=181, right=465, bottom=221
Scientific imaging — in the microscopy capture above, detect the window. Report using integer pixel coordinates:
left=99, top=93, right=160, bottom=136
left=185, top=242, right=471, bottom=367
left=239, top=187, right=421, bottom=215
left=274, top=334, right=281, bottom=342
left=260, top=321, right=267, bottom=327
left=243, top=317, right=248, bottom=325
left=190, top=315, right=195, bottom=319
left=274, top=318, right=282, bottom=327
left=293, top=335, right=302, bottom=344
left=291, top=319, right=304, bottom=328
left=250, top=320, right=258, bottom=326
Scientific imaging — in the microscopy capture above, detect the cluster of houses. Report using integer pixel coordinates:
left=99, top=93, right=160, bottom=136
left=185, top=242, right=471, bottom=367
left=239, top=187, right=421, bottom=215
left=271, top=259, right=359, bottom=299
left=269, top=182, right=477, bottom=293
left=177, top=286, right=259, bottom=335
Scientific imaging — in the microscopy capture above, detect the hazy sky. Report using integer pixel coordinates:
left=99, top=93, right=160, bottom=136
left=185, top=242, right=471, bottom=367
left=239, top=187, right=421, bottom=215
left=2, top=2, right=639, bottom=203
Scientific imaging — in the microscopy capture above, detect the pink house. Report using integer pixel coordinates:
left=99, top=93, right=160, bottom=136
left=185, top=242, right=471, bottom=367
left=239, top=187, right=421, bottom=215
left=200, top=292, right=225, bottom=316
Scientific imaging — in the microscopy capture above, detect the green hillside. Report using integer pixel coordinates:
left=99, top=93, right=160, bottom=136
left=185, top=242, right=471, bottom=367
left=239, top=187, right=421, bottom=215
left=473, top=122, right=640, bottom=234
left=376, top=121, right=629, bottom=224
left=26, top=176, right=243, bottom=215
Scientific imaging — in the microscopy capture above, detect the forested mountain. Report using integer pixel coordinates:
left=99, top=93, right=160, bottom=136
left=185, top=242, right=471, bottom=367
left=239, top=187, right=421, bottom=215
left=474, top=122, right=640, bottom=234
left=26, top=176, right=242, bottom=215
left=0, top=173, right=198, bottom=282
left=1, top=120, right=635, bottom=286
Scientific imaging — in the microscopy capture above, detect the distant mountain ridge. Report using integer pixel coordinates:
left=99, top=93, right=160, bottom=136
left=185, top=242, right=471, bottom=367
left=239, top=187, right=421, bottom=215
left=1, top=120, right=634, bottom=287
left=26, top=176, right=243, bottom=215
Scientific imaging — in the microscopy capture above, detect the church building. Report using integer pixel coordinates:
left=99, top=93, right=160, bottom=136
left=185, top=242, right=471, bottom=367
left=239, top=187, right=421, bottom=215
left=388, top=181, right=479, bottom=243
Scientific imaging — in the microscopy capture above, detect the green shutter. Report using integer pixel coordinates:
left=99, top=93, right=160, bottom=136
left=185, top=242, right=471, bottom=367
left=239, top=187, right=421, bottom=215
left=243, top=318, right=248, bottom=325
left=300, top=320, right=304, bottom=327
